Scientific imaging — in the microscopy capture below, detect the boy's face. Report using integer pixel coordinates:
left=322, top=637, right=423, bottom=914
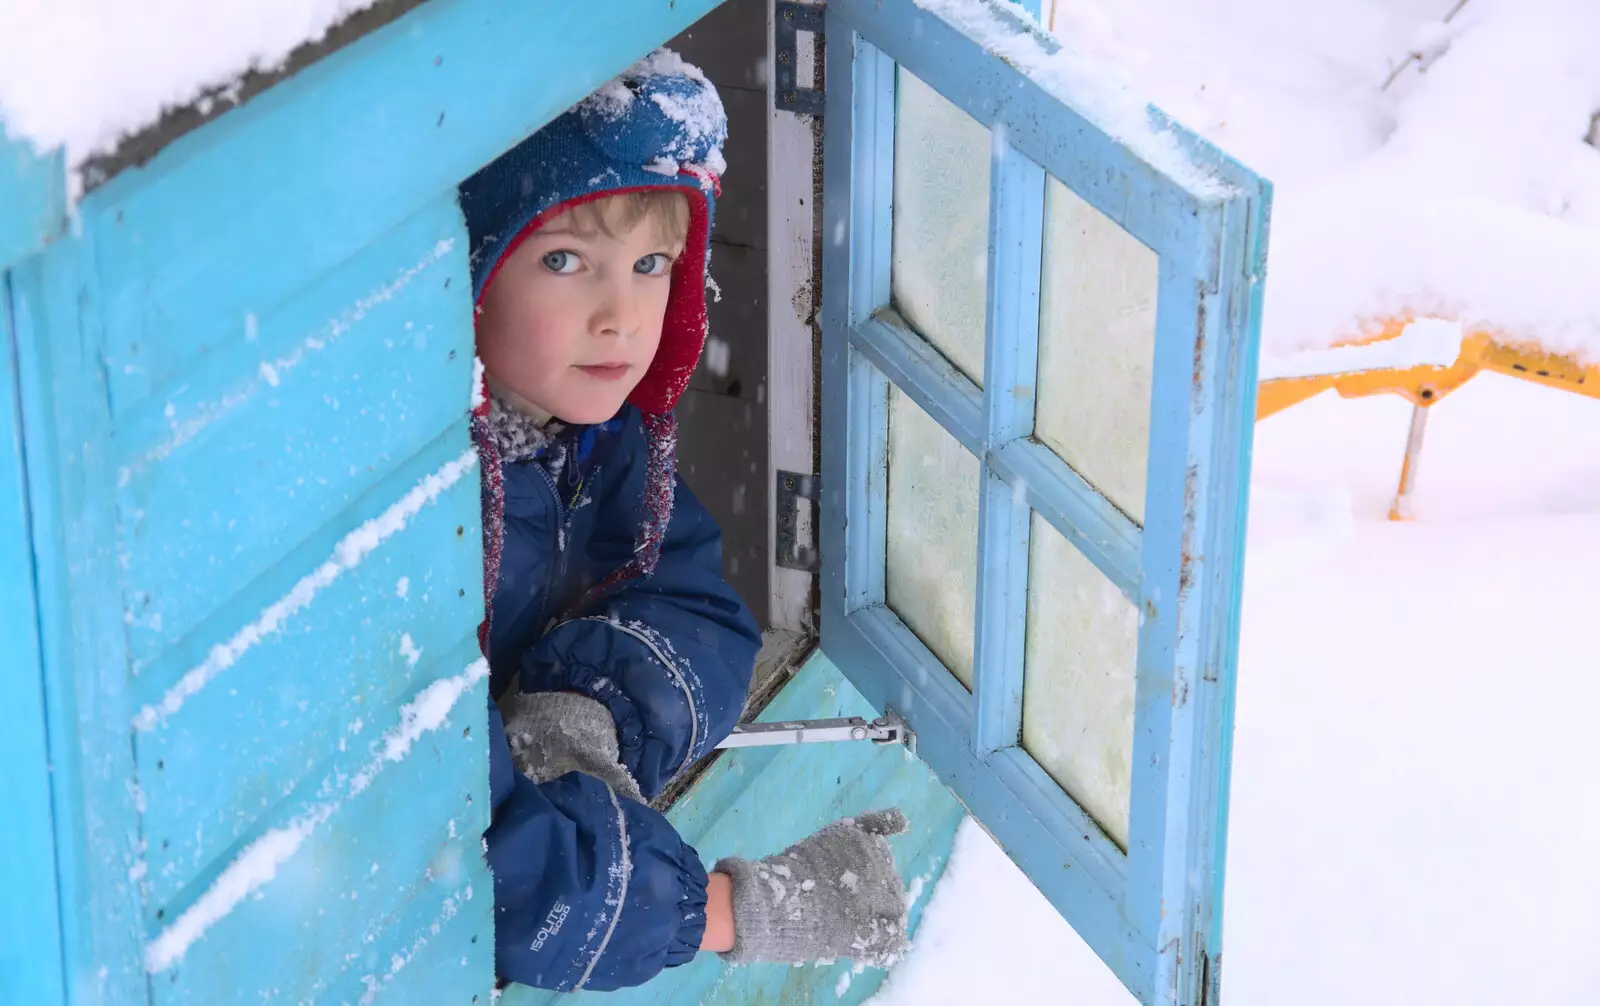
left=476, top=197, right=687, bottom=425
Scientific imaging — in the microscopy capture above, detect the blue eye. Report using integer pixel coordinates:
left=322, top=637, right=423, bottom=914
left=634, top=253, right=670, bottom=276
left=542, top=250, right=580, bottom=274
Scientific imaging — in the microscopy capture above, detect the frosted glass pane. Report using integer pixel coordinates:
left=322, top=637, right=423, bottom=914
left=1022, top=513, right=1137, bottom=849
left=1036, top=177, right=1158, bottom=525
left=886, top=385, right=979, bottom=689
left=891, top=67, right=990, bottom=386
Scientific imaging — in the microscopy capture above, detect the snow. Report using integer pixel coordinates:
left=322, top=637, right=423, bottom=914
left=354, top=658, right=489, bottom=794
left=1033, top=0, right=1600, bottom=362
left=398, top=632, right=422, bottom=668
left=145, top=810, right=328, bottom=973
left=582, top=48, right=729, bottom=178
left=872, top=373, right=1600, bottom=1004
left=0, top=1, right=386, bottom=169
left=133, top=448, right=476, bottom=731
left=911, top=0, right=1230, bottom=199
left=145, top=657, right=487, bottom=972
left=1258, top=316, right=1464, bottom=380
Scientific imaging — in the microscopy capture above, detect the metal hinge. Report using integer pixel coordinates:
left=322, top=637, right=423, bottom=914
left=775, top=469, right=819, bottom=572
left=774, top=1, right=826, bottom=116
left=717, top=710, right=914, bottom=750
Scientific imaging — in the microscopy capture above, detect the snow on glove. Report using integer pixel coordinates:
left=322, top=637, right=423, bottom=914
left=714, top=808, right=911, bottom=967
left=498, top=690, right=645, bottom=804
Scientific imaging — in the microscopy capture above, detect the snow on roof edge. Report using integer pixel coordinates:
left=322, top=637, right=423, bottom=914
left=0, top=0, right=418, bottom=187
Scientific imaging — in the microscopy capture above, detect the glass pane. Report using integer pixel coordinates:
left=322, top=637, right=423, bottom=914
left=1022, top=513, right=1138, bottom=849
left=1036, top=177, right=1159, bottom=525
left=891, top=67, right=990, bottom=386
left=886, top=384, right=979, bottom=689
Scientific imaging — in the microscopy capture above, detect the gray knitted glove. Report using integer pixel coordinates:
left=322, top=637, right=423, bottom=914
left=497, top=690, right=645, bottom=804
left=715, top=808, right=911, bottom=967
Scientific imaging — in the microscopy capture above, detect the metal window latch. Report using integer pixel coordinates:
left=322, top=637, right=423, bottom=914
left=717, top=709, right=914, bottom=750
left=774, top=1, right=826, bottom=116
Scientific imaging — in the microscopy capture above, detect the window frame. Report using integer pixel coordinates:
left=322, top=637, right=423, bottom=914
left=817, top=1, right=1271, bottom=1001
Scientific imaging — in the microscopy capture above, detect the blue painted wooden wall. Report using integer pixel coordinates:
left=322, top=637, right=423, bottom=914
left=0, top=1, right=837, bottom=1003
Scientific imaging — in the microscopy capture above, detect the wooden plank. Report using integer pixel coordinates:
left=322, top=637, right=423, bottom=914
left=851, top=313, right=985, bottom=457
left=9, top=225, right=147, bottom=1003
left=980, top=135, right=1044, bottom=447
left=82, top=0, right=727, bottom=418
left=972, top=468, right=1030, bottom=755
left=822, top=35, right=893, bottom=619
left=149, top=646, right=493, bottom=1005
left=114, top=195, right=474, bottom=673
left=364, top=876, right=497, bottom=1006
left=843, top=35, right=895, bottom=328
left=972, top=134, right=1043, bottom=756
left=135, top=431, right=482, bottom=910
left=0, top=129, right=65, bottom=273
left=502, top=651, right=967, bottom=1006
left=765, top=13, right=821, bottom=631
left=0, top=273, right=67, bottom=1006
left=989, top=437, right=1142, bottom=603
left=1201, top=177, right=1270, bottom=984
left=843, top=349, right=890, bottom=613
left=1125, top=182, right=1269, bottom=997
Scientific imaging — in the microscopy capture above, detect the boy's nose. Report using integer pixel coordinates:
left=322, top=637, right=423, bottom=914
left=592, top=278, right=642, bottom=339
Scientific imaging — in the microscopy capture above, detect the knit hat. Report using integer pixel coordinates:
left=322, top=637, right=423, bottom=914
left=460, top=50, right=727, bottom=632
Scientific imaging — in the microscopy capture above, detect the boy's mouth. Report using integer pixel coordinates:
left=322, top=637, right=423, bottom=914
left=575, top=362, right=632, bottom=381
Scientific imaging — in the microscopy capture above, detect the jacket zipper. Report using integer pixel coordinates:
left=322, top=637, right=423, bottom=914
left=531, top=463, right=568, bottom=630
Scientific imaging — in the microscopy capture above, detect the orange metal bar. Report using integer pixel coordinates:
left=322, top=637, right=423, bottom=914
left=1256, top=324, right=1600, bottom=421
left=1254, top=320, right=1600, bottom=521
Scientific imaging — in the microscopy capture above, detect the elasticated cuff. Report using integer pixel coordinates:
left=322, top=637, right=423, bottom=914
left=665, top=846, right=711, bottom=968
left=710, top=855, right=771, bottom=964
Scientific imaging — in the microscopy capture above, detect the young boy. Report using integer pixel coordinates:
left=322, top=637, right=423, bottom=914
left=461, top=51, right=911, bottom=992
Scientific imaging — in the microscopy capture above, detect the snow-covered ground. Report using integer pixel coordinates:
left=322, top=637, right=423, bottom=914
left=874, top=374, right=1600, bottom=1006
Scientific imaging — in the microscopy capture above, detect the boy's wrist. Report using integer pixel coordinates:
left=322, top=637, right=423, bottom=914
left=700, top=872, right=735, bottom=953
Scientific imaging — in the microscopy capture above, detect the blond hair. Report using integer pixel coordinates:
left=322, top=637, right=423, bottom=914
left=562, top=190, right=690, bottom=248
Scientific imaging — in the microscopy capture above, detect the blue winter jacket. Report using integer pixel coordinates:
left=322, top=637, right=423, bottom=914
left=482, top=405, right=761, bottom=991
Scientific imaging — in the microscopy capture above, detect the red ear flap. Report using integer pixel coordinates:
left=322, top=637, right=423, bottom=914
left=627, top=185, right=712, bottom=416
